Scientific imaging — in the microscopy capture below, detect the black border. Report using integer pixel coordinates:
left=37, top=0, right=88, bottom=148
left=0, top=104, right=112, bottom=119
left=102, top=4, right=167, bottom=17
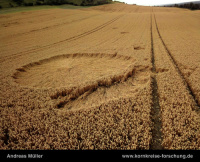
left=1, top=150, right=200, bottom=161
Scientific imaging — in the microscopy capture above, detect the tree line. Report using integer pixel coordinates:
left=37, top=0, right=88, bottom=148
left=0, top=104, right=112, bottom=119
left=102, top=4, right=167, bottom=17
left=165, top=2, right=200, bottom=10
left=11, top=0, right=112, bottom=7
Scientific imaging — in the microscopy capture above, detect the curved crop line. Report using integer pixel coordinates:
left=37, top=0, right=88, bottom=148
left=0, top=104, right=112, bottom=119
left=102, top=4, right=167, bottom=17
left=16, top=53, right=149, bottom=109
left=53, top=66, right=135, bottom=109
left=13, top=52, right=133, bottom=77
left=51, top=64, right=149, bottom=109
left=12, top=52, right=135, bottom=87
left=12, top=52, right=147, bottom=110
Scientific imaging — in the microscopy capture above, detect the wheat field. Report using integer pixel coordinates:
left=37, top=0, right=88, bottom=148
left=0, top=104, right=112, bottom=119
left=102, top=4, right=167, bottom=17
left=0, top=3, right=200, bottom=150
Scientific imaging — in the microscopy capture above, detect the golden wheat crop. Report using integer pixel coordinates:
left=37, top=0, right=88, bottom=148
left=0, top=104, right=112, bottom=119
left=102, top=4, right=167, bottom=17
left=0, top=3, right=200, bottom=150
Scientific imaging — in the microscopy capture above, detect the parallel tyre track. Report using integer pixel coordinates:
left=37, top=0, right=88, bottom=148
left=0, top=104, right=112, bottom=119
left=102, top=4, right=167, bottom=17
left=150, top=8, right=200, bottom=150
left=153, top=13, right=200, bottom=109
left=0, top=14, right=124, bottom=63
left=150, top=13, right=163, bottom=150
left=1, top=13, right=100, bottom=39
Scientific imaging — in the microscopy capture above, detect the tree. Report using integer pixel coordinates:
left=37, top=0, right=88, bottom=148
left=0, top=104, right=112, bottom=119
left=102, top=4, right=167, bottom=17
left=13, top=0, right=24, bottom=6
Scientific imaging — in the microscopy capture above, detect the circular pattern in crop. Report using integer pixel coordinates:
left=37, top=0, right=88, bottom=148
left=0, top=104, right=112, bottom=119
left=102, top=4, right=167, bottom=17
left=12, top=53, right=135, bottom=89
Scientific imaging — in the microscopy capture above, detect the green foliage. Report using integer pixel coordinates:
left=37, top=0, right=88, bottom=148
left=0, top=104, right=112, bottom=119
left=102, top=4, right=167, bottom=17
left=167, top=2, right=200, bottom=10
left=13, top=0, right=24, bottom=5
left=0, top=0, right=16, bottom=8
left=0, top=0, right=112, bottom=8
left=80, top=0, right=112, bottom=6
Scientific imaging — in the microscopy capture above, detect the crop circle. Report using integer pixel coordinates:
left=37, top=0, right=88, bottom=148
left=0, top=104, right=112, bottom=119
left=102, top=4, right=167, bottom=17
left=13, top=53, right=134, bottom=89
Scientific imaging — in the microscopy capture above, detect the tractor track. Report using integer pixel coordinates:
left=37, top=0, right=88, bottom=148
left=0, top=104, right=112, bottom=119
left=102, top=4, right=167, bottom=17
left=150, top=13, right=163, bottom=150
left=153, top=13, right=200, bottom=109
left=0, top=13, right=101, bottom=39
left=0, top=14, right=124, bottom=64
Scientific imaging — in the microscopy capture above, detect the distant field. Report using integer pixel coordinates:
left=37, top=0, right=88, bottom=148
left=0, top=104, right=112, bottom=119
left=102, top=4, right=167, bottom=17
left=0, top=3, right=200, bottom=150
